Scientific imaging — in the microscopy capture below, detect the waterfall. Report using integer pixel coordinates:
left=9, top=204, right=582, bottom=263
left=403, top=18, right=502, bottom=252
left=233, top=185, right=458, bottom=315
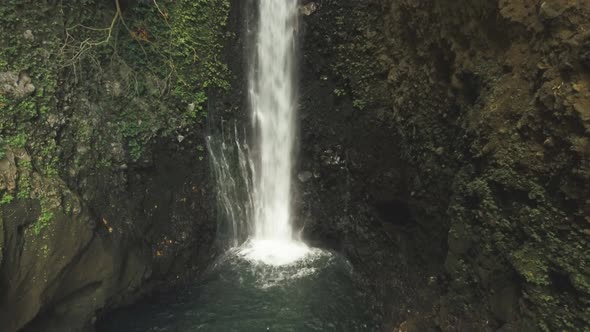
left=250, top=0, right=298, bottom=241
left=209, top=0, right=309, bottom=265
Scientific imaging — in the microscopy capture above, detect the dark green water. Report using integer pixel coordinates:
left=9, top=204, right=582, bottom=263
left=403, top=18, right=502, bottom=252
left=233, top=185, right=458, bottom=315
left=97, top=248, right=377, bottom=332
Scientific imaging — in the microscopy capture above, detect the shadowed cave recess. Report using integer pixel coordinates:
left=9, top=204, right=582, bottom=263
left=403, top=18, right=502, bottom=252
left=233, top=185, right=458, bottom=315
left=0, top=0, right=589, bottom=331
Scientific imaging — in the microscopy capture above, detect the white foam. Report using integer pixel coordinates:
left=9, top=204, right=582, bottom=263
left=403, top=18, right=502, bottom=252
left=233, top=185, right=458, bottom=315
left=238, top=239, right=312, bottom=266
left=255, top=266, right=319, bottom=289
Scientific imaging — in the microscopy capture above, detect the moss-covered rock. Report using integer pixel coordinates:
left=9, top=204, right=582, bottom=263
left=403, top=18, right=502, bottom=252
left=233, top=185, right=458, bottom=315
left=300, top=0, right=590, bottom=330
left=0, top=0, right=233, bottom=330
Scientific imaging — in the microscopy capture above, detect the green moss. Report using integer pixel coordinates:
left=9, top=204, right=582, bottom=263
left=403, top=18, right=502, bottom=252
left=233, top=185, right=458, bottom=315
left=16, top=159, right=32, bottom=200
left=0, top=2, right=62, bottom=180
left=62, top=0, right=230, bottom=161
left=333, top=88, right=347, bottom=96
left=511, top=247, right=550, bottom=286
left=33, top=208, right=53, bottom=236
left=1, top=0, right=231, bottom=166
left=0, top=193, right=14, bottom=205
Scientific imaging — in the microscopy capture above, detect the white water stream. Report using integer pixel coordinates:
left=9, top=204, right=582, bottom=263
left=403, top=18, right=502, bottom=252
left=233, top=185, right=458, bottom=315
left=209, top=0, right=309, bottom=266
left=250, top=0, right=298, bottom=243
left=244, top=0, right=308, bottom=265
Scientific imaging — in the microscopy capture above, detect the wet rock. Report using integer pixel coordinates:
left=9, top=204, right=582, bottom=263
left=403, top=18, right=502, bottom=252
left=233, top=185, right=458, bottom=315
left=444, top=252, right=461, bottom=275
left=0, top=213, right=3, bottom=268
left=582, top=39, right=590, bottom=69
left=447, top=223, right=471, bottom=255
left=573, top=100, right=590, bottom=121
left=187, top=102, right=195, bottom=113
left=543, top=137, right=555, bottom=147
left=300, top=2, right=318, bottom=16
left=23, top=29, right=34, bottom=41
left=145, top=74, right=166, bottom=96
left=110, top=143, right=126, bottom=162
left=539, top=1, right=566, bottom=20
left=105, top=80, right=123, bottom=97
left=0, top=149, right=18, bottom=192
left=0, top=173, right=146, bottom=332
left=46, top=114, right=60, bottom=128
left=398, top=320, right=418, bottom=332
left=491, top=285, right=519, bottom=323
left=320, top=148, right=346, bottom=168
left=496, top=319, right=540, bottom=332
left=0, top=72, right=35, bottom=99
left=396, top=317, right=437, bottom=332
left=297, top=171, right=313, bottom=183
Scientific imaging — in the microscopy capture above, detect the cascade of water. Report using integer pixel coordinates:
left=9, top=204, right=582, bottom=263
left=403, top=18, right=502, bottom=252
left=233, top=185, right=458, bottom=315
left=242, top=0, right=309, bottom=265
left=206, top=123, right=255, bottom=247
left=249, top=0, right=298, bottom=242
left=209, top=0, right=308, bottom=265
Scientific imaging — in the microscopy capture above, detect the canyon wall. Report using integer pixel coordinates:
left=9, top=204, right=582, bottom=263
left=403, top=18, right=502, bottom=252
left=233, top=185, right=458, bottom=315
left=300, top=0, right=590, bottom=330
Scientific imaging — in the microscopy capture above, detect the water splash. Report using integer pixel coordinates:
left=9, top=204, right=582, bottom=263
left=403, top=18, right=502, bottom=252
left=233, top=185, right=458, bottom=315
left=237, top=239, right=312, bottom=266
left=206, top=124, right=255, bottom=247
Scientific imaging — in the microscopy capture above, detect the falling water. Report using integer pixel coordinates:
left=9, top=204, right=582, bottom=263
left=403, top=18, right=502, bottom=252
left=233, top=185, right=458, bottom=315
left=244, top=0, right=310, bottom=264
left=250, top=0, right=298, bottom=241
left=208, top=0, right=308, bottom=265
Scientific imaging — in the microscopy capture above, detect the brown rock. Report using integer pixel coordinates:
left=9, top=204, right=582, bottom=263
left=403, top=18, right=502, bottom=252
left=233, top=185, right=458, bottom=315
left=0, top=150, right=18, bottom=192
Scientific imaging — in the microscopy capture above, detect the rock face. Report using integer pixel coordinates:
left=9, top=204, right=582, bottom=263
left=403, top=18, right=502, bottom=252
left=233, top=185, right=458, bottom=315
left=0, top=180, right=144, bottom=332
left=0, top=1, right=233, bottom=331
left=0, top=144, right=217, bottom=332
left=299, top=0, right=590, bottom=330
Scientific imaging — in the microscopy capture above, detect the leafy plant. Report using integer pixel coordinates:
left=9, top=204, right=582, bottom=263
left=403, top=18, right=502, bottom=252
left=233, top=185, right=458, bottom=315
left=333, top=88, right=346, bottom=96
left=353, top=99, right=366, bottom=110
left=0, top=193, right=14, bottom=205
left=33, top=209, right=54, bottom=235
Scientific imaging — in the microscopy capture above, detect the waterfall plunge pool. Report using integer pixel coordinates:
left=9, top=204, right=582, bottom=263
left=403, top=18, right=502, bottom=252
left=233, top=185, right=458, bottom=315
left=97, top=242, right=377, bottom=331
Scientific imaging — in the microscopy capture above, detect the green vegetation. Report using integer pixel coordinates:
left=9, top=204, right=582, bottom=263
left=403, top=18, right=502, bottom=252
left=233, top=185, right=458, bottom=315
left=352, top=99, right=366, bottom=110
left=333, top=88, right=347, bottom=96
left=1, top=0, right=230, bottom=161
left=0, top=193, right=14, bottom=205
left=57, top=0, right=231, bottom=161
left=33, top=207, right=54, bottom=236
left=447, top=133, right=590, bottom=330
left=0, top=0, right=232, bottom=246
left=16, top=159, right=32, bottom=200
left=0, top=0, right=231, bottom=191
left=0, top=2, right=60, bottom=181
left=197, top=144, right=206, bottom=161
